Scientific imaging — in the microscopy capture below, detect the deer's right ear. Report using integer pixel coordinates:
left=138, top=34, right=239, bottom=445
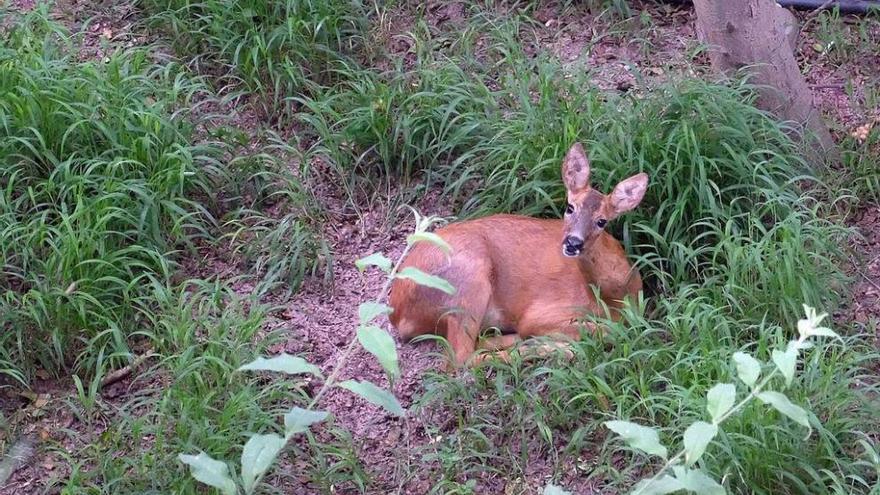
left=562, top=142, right=590, bottom=193
left=610, top=172, right=649, bottom=215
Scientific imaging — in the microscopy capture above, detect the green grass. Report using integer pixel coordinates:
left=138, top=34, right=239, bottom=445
left=55, top=280, right=366, bottom=493
left=3, top=2, right=878, bottom=494
left=217, top=143, right=332, bottom=298
left=137, top=0, right=369, bottom=115
left=0, top=7, right=328, bottom=382
left=0, top=8, right=226, bottom=382
left=810, top=8, right=880, bottom=67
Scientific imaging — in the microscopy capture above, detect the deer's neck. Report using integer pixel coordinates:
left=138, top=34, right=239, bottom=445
left=575, top=234, right=635, bottom=302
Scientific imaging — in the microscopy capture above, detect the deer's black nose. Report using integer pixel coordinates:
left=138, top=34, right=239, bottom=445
left=562, top=236, right=584, bottom=257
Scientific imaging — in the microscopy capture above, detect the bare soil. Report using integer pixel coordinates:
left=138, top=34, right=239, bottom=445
left=1, top=1, right=878, bottom=494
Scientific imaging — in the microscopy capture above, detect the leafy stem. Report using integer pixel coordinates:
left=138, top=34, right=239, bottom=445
left=180, top=210, right=452, bottom=495
left=307, top=241, right=415, bottom=410
left=633, top=367, right=783, bottom=495
left=607, top=305, right=838, bottom=495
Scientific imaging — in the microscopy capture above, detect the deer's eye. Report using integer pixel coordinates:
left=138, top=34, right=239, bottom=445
left=596, top=218, right=607, bottom=228
left=565, top=203, right=574, bottom=215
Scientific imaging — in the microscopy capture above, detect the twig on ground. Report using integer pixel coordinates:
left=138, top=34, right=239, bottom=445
left=799, top=0, right=838, bottom=39
left=850, top=255, right=880, bottom=293
left=0, top=434, right=37, bottom=486
left=100, top=352, right=155, bottom=389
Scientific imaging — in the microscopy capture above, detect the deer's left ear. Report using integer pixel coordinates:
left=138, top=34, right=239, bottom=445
left=562, top=143, right=591, bottom=193
left=609, top=173, right=648, bottom=215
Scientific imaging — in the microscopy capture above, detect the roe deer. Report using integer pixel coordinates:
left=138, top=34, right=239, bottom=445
left=388, top=142, right=648, bottom=367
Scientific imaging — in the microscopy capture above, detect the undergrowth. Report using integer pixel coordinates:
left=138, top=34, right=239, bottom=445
left=0, top=9, right=223, bottom=382
left=0, top=7, right=330, bottom=383
left=58, top=280, right=366, bottom=493
left=2, top=2, right=878, bottom=495
left=137, top=0, right=369, bottom=114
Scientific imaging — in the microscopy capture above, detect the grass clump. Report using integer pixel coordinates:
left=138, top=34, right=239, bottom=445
left=384, top=48, right=875, bottom=494
left=57, top=280, right=366, bottom=493
left=217, top=146, right=332, bottom=297
left=0, top=9, right=222, bottom=382
left=295, top=57, right=495, bottom=209
left=138, top=0, right=369, bottom=111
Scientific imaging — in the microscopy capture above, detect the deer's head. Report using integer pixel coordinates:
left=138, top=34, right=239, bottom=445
left=560, top=142, right=648, bottom=258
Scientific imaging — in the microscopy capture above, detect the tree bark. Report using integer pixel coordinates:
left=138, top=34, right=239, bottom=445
left=693, top=0, right=839, bottom=167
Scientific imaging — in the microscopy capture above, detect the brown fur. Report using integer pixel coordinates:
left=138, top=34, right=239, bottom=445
left=388, top=143, right=647, bottom=367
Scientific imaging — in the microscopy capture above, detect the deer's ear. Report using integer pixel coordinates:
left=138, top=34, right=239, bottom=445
left=610, top=173, right=648, bottom=214
left=562, top=143, right=590, bottom=193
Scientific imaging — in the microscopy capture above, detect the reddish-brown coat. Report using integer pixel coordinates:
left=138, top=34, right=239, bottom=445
left=389, top=143, right=646, bottom=367
left=389, top=216, right=642, bottom=365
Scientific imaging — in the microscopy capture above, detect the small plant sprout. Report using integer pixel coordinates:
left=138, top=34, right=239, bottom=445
left=178, top=210, right=453, bottom=494
left=600, top=305, right=842, bottom=495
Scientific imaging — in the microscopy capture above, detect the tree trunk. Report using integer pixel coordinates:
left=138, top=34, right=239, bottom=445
left=693, top=0, right=839, bottom=167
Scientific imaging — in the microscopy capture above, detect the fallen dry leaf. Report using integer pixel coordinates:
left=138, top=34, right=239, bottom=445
left=852, top=121, right=873, bottom=142
left=33, top=394, right=49, bottom=409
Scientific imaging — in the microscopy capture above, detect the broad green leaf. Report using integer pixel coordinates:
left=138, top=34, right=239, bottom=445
left=629, top=475, right=684, bottom=495
left=732, top=352, right=761, bottom=388
left=706, top=383, right=736, bottom=423
left=355, top=252, right=392, bottom=273
left=771, top=343, right=798, bottom=386
left=241, top=434, right=286, bottom=493
left=802, top=304, right=825, bottom=323
left=358, top=302, right=392, bottom=324
left=604, top=420, right=668, bottom=459
left=357, top=325, right=400, bottom=378
left=177, top=452, right=236, bottom=495
left=543, top=483, right=573, bottom=495
left=284, top=407, right=329, bottom=436
left=798, top=305, right=842, bottom=341
left=395, top=267, right=456, bottom=295
left=673, top=466, right=726, bottom=495
left=800, top=323, right=842, bottom=341
left=757, top=391, right=812, bottom=438
left=407, top=232, right=452, bottom=254
left=338, top=380, right=405, bottom=416
left=238, top=354, right=321, bottom=377
left=683, top=421, right=718, bottom=466
left=807, top=326, right=840, bottom=339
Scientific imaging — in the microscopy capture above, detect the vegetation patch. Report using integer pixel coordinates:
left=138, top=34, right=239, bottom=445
left=138, top=0, right=370, bottom=113
left=1, top=2, right=878, bottom=495
left=0, top=10, right=223, bottom=381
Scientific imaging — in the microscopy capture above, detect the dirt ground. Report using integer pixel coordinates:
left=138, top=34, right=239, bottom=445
left=1, top=0, right=878, bottom=494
